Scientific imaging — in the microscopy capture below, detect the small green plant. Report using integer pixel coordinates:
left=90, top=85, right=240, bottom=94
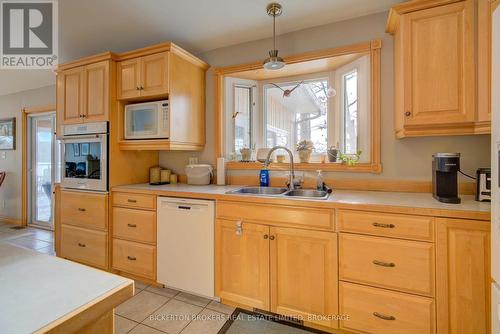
left=339, top=150, right=362, bottom=166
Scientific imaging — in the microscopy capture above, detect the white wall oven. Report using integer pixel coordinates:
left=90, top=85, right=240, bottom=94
left=61, top=122, right=108, bottom=192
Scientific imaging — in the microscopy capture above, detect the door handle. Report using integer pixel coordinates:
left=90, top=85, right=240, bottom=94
left=372, top=260, right=395, bottom=267
left=373, top=312, right=396, bottom=321
left=372, top=222, right=395, bottom=229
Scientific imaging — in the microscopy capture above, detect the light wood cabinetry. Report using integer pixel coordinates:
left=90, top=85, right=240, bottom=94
left=339, top=282, right=435, bottom=334
left=116, top=43, right=208, bottom=151
left=436, top=218, right=490, bottom=334
left=339, top=233, right=435, bottom=296
left=59, top=189, right=109, bottom=269
left=215, top=201, right=338, bottom=331
left=111, top=192, right=157, bottom=282
left=270, top=227, right=338, bottom=329
left=56, top=59, right=112, bottom=135
left=215, top=219, right=270, bottom=310
left=387, top=0, right=491, bottom=137
left=117, top=52, right=169, bottom=100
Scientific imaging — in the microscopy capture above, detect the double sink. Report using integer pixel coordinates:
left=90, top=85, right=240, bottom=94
left=226, top=186, right=330, bottom=200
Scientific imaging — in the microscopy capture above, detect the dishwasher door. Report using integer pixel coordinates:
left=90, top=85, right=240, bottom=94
left=157, top=197, right=215, bottom=298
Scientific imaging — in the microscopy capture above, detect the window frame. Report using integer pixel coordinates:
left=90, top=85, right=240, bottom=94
left=214, top=40, right=382, bottom=173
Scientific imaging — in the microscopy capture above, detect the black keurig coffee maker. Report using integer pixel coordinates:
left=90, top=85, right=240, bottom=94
left=432, top=153, right=461, bottom=204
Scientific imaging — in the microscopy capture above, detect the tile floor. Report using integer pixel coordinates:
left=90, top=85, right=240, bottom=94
left=0, top=222, right=235, bottom=334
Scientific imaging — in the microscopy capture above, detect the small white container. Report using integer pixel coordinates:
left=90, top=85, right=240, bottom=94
left=185, top=164, right=213, bottom=185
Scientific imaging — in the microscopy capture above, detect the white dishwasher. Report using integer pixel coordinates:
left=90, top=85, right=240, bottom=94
left=157, top=197, right=215, bottom=298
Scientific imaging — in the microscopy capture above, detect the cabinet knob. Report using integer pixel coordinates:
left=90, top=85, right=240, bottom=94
left=405, top=111, right=412, bottom=117
left=140, top=86, right=144, bottom=90
left=263, top=234, right=269, bottom=239
left=269, top=235, right=275, bottom=240
left=78, top=243, right=86, bottom=248
left=372, top=260, right=395, bottom=267
left=373, top=312, right=396, bottom=321
left=136, top=86, right=140, bottom=90
left=127, top=256, right=137, bottom=261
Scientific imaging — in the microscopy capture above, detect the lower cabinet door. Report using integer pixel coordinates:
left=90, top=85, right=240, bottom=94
left=60, top=224, right=107, bottom=269
left=215, top=219, right=270, bottom=310
left=112, top=239, right=156, bottom=280
left=340, top=282, right=435, bottom=334
left=270, top=227, right=338, bottom=329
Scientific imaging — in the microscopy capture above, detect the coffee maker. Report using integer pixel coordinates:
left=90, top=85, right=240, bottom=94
left=432, top=153, right=461, bottom=204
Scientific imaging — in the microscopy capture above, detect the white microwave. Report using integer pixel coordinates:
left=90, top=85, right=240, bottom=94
left=124, top=100, right=170, bottom=139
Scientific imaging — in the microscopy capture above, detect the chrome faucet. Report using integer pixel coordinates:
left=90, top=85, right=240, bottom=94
left=264, top=146, right=300, bottom=190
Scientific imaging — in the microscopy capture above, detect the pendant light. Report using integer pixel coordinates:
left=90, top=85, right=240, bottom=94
left=263, top=3, right=285, bottom=70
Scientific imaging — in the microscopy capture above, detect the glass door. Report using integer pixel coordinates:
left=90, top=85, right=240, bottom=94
left=28, top=113, right=57, bottom=229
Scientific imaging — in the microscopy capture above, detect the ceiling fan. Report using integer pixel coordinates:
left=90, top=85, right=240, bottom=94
left=270, top=81, right=304, bottom=98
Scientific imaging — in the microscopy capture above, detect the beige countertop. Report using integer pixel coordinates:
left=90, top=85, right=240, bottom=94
left=0, top=243, right=133, bottom=334
left=112, top=183, right=491, bottom=220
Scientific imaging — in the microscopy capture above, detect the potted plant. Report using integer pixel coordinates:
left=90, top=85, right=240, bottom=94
left=327, top=146, right=339, bottom=162
left=296, top=140, right=314, bottom=163
left=339, top=150, right=362, bottom=166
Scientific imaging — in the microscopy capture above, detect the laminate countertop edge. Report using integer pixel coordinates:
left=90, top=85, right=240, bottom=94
left=110, top=184, right=491, bottom=221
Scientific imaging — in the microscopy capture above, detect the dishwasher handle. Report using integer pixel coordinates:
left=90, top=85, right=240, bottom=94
left=160, top=201, right=210, bottom=212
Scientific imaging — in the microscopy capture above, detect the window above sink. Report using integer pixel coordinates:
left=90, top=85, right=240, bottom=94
left=214, top=40, right=382, bottom=173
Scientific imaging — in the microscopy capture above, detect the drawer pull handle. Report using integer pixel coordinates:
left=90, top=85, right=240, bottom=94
left=127, top=223, right=137, bottom=228
left=373, top=260, right=395, bottom=267
left=372, top=222, right=395, bottom=228
left=127, top=256, right=137, bottom=261
left=373, top=312, right=396, bottom=321
left=77, top=208, right=86, bottom=212
left=127, top=199, right=137, bottom=203
left=78, top=243, right=86, bottom=248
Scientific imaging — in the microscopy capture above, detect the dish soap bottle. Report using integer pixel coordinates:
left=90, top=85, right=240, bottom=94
left=316, top=170, right=324, bottom=190
left=260, top=166, right=270, bottom=187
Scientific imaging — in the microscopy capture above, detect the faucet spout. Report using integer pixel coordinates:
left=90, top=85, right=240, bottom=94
left=264, top=146, right=296, bottom=190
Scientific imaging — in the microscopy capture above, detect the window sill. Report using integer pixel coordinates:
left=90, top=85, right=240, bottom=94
left=225, top=161, right=382, bottom=173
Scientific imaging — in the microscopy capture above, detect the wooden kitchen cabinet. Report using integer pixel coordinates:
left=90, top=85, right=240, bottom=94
left=117, top=52, right=169, bottom=100
left=436, top=218, right=490, bottom=334
left=387, top=0, right=490, bottom=137
left=215, top=219, right=270, bottom=310
left=270, top=227, right=338, bottom=329
left=56, top=59, right=112, bottom=134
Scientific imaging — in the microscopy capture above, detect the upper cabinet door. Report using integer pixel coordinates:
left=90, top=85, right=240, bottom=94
left=402, top=0, right=475, bottom=126
left=57, top=67, right=85, bottom=125
left=140, top=52, right=169, bottom=97
left=85, top=61, right=109, bottom=122
left=117, top=58, right=141, bottom=100
left=270, top=227, right=339, bottom=329
left=215, top=219, right=270, bottom=310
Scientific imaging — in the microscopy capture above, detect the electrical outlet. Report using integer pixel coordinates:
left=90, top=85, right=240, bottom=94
left=0, top=152, right=6, bottom=159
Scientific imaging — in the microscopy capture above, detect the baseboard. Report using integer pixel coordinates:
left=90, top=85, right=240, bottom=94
left=0, top=216, right=22, bottom=226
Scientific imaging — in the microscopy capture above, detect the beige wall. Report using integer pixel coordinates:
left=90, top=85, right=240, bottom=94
left=159, top=11, right=491, bottom=181
left=0, top=85, right=56, bottom=221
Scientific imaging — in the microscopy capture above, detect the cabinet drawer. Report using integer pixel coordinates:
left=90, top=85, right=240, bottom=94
left=339, top=282, right=435, bottom=334
left=113, top=192, right=156, bottom=210
left=338, top=210, right=434, bottom=241
left=60, top=224, right=107, bottom=269
left=60, top=190, right=108, bottom=230
left=339, top=233, right=435, bottom=296
left=217, top=201, right=334, bottom=230
left=113, top=239, right=155, bottom=279
left=113, top=207, right=156, bottom=244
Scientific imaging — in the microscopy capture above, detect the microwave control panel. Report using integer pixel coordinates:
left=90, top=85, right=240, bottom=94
left=162, top=102, right=169, bottom=129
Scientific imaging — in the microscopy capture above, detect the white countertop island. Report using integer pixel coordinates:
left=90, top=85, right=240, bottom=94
left=0, top=243, right=133, bottom=334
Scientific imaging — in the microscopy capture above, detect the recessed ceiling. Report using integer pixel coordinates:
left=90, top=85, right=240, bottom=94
left=1, top=0, right=401, bottom=97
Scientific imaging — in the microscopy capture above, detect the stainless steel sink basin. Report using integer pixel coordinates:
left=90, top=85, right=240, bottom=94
left=226, top=187, right=330, bottom=200
left=227, top=186, right=288, bottom=196
left=283, top=189, right=330, bottom=199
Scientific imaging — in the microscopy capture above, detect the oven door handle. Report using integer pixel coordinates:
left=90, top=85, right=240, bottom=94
left=62, top=134, right=106, bottom=141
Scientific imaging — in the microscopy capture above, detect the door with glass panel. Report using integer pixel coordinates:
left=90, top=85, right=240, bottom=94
left=28, top=113, right=58, bottom=229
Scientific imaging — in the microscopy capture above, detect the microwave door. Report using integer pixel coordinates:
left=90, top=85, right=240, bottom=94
left=126, top=106, right=159, bottom=139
